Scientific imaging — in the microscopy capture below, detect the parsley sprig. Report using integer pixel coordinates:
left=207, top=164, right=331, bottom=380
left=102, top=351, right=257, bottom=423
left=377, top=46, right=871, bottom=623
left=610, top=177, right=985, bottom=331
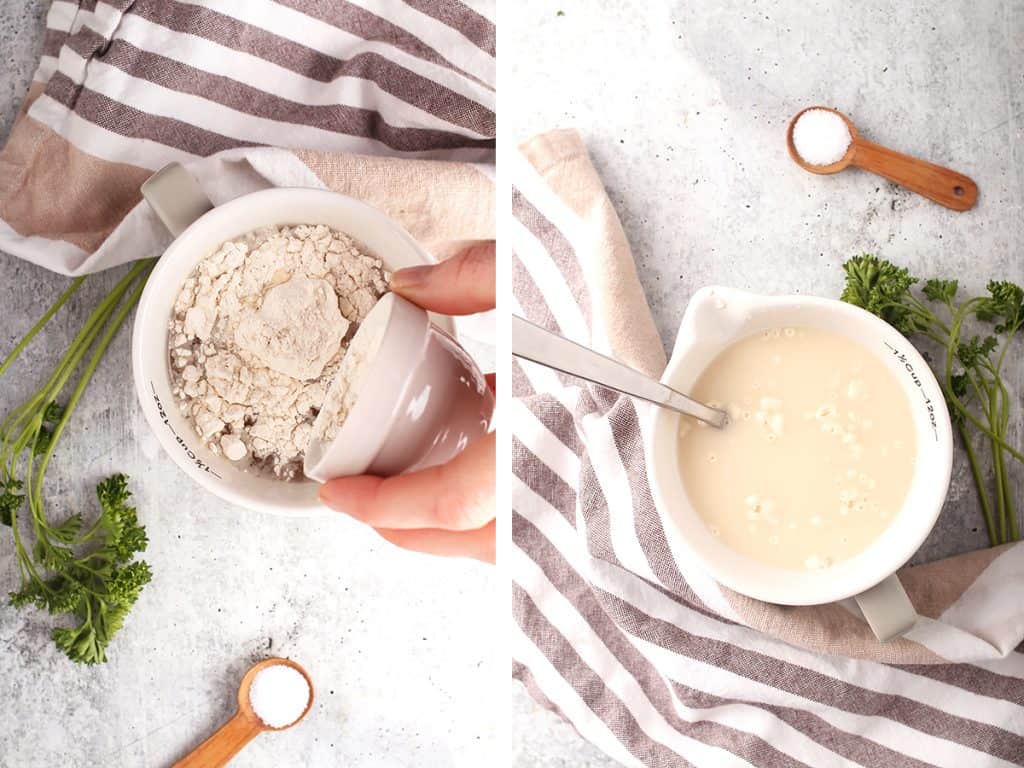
left=841, top=255, right=1023, bottom=545
left=1, top=260, right=155, bottom=663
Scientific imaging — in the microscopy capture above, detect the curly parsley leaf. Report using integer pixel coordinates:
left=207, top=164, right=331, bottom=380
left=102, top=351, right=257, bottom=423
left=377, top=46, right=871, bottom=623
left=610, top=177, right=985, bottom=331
left=977, top=280, right=1024, bottom=334
left=922, top=278, right=958, bottom=303
left=840, top=254, right=926, bottom=335
left=0, top=479, right=24, bottom=527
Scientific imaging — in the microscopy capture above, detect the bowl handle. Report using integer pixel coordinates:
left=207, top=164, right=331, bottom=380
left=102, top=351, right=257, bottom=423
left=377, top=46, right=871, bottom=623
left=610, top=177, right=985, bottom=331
left=141, top=162, right=214, bottom=236
left=854, top=573, right=918, bottom=641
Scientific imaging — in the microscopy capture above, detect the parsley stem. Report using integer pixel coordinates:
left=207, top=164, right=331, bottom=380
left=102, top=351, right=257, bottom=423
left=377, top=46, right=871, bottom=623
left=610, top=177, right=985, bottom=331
left=963, top=370, right=992, bottom=422
left=0, top=277, right=85, bottom=380
left=908, top=294, right=951, bottom=336
left=16, top=453, right=53, bottom=591
left=1, top=267, right=140, bottom=467
left=32, top=265, right=153, bottom=509
left=989, top=386, right=1007, bottom=543
left=997, top=385, right=1018, bottom=541
left=995, top=319, right=1024, bottom=377
left=960, top=421, right=997, bottom=545
left=942, top=299, right=1024, bottom=463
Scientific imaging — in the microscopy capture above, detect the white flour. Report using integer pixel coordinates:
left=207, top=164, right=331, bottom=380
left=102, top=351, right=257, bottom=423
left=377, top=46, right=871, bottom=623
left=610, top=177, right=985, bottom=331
left=169, top=224, right=389, bottom=479
left=312, top=302, right=390, bottom=445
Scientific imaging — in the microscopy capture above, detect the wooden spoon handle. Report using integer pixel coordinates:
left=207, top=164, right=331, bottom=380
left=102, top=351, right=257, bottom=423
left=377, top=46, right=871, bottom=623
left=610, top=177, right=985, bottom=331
left=850, top=138, right=977, bottom=211
left=172, top=711, right=262, bottom=768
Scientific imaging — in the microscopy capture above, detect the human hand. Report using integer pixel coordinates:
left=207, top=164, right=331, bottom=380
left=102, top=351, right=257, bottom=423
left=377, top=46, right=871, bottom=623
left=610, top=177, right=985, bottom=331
left=319, top=243, right=496, bottom=562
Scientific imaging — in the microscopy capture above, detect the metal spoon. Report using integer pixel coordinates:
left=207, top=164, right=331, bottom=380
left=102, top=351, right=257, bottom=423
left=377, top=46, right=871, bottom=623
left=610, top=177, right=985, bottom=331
left=786, top=105, right=977, bottom=211
left=172, top=658, right=314, bottom=767
left=512, top=315, right=727, bottom=428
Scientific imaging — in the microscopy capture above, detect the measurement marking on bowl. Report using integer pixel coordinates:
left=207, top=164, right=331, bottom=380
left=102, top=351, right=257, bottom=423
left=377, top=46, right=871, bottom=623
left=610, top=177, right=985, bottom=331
left=151, top=382, right=222, bottom=478
left=881, top=342, right=939, bottom=441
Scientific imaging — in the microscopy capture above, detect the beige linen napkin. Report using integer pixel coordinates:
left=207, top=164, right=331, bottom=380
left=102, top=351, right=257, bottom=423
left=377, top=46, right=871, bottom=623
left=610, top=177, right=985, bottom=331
left=0, top=0, right=495, bottom=276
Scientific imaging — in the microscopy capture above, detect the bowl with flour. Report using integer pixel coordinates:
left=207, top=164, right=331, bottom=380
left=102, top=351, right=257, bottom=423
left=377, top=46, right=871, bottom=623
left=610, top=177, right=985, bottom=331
left=133, top=179, right=455, bottom=516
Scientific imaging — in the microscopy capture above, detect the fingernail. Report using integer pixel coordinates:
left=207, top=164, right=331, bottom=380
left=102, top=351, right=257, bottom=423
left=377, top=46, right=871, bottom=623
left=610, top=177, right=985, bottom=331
left=318, top=482, right=348, bottom=512
left=319, top=479, right=370, bottom=521
left=390, top=264, right=433, bottom=292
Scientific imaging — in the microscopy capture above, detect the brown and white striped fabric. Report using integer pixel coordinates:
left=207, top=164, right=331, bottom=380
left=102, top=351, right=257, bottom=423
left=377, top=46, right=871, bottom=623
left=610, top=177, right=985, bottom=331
left=0, top=0, right=494, bottom=275
left=512, top=129, right=1024, bottom=767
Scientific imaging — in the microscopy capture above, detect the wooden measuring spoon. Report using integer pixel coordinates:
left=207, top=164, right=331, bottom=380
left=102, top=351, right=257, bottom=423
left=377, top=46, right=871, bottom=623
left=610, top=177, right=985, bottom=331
left=173, top=658, right=314, bottom=768
left=786, top=106, right=977, bottom=211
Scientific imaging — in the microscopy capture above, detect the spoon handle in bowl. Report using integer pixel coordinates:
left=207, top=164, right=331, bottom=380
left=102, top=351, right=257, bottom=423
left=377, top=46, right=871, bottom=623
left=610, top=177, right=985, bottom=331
left=172, top=711, right=262, bottom=768
left=850, top=138, right=977, bottom=211
left=512, top=315, right=726, bottom=427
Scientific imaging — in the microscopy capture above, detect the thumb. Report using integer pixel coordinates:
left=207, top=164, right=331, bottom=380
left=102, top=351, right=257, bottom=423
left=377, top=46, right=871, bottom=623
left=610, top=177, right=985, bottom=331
left=391, top=242, right=495, bottom=315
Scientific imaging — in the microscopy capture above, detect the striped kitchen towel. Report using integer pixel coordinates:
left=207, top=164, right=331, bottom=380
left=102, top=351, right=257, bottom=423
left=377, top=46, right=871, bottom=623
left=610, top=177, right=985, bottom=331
left=512, top=129, right=1024, bottom=767
left=0, top=0, right=494, bottom=276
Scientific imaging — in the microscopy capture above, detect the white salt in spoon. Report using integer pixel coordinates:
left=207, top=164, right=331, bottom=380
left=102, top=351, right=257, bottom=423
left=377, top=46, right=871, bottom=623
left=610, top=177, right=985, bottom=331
left=173, top=658, right=314, bottom=767
left=786, top=106, right=978, bottom=211
left=512, top=315, right=727, bottom=428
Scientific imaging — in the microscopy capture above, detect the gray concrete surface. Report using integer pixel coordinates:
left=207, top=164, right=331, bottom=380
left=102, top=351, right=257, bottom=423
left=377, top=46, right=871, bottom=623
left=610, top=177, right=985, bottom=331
left=510, top=688, right=618, bottom=768
left=0, top=0, right=46, bottom=143
left=509, top=1, right=1023, bottom=765
left=0, top=4, right=498, bottom=766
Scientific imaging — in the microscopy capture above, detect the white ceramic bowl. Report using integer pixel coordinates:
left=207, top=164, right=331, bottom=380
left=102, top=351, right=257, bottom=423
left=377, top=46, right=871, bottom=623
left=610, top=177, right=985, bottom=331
left=645, top=286, right=953, bottom=606
left=303, top=293, right=494, bottom=482
left=132, top=187, right=457, bottom=517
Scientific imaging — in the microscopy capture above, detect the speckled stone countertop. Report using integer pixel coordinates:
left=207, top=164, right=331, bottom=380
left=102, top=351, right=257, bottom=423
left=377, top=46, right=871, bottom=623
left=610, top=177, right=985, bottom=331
left=0, top=4, right=499, bottom=766
left=509, top=1, right=1022, bottom=764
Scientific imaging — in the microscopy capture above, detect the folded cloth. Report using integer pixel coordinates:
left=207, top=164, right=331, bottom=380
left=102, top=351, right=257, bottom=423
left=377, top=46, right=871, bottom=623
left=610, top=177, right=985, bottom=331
left=0, top=0, right=495, bottom=276
left=512, top=129, right=1024, bottom=767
